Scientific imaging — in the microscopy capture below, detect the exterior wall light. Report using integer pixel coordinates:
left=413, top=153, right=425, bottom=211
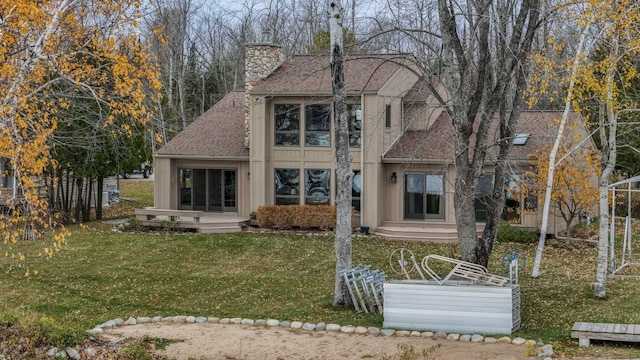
left=391, top=172, right=397, bottom=184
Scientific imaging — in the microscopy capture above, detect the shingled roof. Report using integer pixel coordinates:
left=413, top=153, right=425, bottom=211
left=249, top=54, right=412, bottom=95
left=383, top=110, right=582, bottom=163
left=156, top=91, right=248, bottom=158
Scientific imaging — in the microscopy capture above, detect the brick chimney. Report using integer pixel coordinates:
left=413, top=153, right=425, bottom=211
left=244, top=30, right=285, bottom=147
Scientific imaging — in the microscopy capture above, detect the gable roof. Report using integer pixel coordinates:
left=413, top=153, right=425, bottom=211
left=403, top=76, right=439, bottom=103
left=156, top=91, right=248, bottom=159
left=249, top=54, right=412, bottom=95
left=383, top=110, right=584, bottom=164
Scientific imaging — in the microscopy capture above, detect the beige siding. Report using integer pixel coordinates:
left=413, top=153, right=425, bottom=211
left=154, top=157, right=173, bottom=209
left=381, top=164, right=455, bottom=224
left=249, top=95, right=268, bottom=212
left=246, top=67, right=428, bottom=228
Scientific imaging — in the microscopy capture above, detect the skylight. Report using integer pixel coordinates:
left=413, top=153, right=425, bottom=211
left=513, top=133, right=530, bottom=145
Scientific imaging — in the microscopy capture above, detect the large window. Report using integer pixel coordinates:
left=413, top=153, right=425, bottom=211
left=275, top=104, right=300, bottom=146
left=305, top=104, right=331, bottom=146
left=274, top=168, right=363, bottom=209
left=475, top=173, right=529, bottom=223
left=275, top=102, right=362, bottom=148
left=349, top=104, right=362, bottom=147
left=275, top=168, right=300, bottom=205
left=305, top=169, right=331, bottom=204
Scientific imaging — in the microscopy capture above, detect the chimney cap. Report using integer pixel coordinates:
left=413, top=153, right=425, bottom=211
left=261, top=29, right=272, bottom=43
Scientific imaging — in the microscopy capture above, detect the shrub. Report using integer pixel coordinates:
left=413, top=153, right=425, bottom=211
left=26, top=317, right=85, bottom=349
left=496, top=222, right=538, bottom=244
left=0, top=317, right=84, bottom=353
left=119, top=338, right=155, bottom=360
left=256, top=205, right=338, bottom=230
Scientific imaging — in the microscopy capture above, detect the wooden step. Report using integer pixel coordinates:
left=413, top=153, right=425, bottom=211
left=198, top=225, right=243, bottom=234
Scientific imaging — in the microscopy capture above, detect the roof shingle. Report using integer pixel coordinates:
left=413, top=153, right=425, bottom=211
left=250, top=54, right=411, bottom=95
left=384, top=110, right=582, bottom=163
left=157, top=91, right=248, bottom=158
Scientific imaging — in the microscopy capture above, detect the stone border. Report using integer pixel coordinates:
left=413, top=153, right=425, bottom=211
left=80, top=315, right=553, bottom=359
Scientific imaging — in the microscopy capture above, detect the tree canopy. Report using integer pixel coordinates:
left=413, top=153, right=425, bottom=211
left=0, top=1, right=160, bottom=252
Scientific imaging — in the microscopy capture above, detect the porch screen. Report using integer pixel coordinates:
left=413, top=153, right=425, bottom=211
left=178, top=168, right=237, bottom=212
left=179, top=169, right=192, bottom=207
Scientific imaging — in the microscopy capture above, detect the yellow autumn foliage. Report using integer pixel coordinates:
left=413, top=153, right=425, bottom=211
left=0, top=1, right=160, bottom=258
left=522, top=142, right=600, bottom=236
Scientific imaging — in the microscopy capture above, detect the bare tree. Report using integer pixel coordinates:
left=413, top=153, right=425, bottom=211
left=437, top=0, right=542, bottom=266
left=146, top=0, right=200, bottom=132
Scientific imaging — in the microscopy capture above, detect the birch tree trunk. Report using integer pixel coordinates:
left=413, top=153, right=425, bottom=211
left=531, top=33, right=587, bottom=278
left=329, top=0, right=353, bottom=308
left=594, top=42, right=619, bottom=298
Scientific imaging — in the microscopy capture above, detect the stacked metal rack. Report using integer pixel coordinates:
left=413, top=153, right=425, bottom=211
left=341, top=264, right=386, bottom=314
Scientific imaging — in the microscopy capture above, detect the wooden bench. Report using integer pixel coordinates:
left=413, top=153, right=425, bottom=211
left=572, top=322, right=640, bottom=347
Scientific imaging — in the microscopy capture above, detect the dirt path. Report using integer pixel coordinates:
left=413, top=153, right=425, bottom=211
left=102, top=322, right=533, bottom=360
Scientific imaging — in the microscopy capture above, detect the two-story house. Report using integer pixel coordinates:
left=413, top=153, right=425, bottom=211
left=148, top=39, right=595, bottom=239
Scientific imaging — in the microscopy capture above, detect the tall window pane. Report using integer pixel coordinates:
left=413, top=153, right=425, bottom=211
left=275, top=104, right=300, bottom=146
left=305, top=169, right=330, bottom=205
left=352, top=170, right=362, bottom=211
left=305, top=104, right=331, bottom=146
left=0, top=159, right=13, bottom=188
left=385, top=104, right=391, bottom=128
left=275, top=168, right=300, bottom=205
left=179, top=168, right=192, bottom=207
left=425, top=175, right=443, bottom=215
left=475, top=174, right=493, bottom=221
left=349, top=104, right=362, bottom=147
left=502, top=175, right=521, bottom=223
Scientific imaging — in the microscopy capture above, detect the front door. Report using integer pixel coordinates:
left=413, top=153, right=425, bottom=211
left=179, top=168, right=237, bottom=212
left=404, top=173, right=444, bottom=220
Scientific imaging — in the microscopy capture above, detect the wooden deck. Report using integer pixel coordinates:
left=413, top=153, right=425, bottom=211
left=135, top=208, right=249, bottom=234
left=571, top=322, right=640, bottom=347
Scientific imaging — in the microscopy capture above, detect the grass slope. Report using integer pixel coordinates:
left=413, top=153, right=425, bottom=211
left=1, top=179, right=640, bottom=358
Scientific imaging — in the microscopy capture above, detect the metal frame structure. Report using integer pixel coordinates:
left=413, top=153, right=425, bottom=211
left=609, top=175, right=640, bottom=277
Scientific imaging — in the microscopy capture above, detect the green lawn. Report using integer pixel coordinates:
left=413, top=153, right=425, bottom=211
left=1, top=180, right=640, bottom=357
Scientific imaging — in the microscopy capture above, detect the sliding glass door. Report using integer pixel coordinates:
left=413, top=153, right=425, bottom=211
left=404, top=173, right=444, bottom=220
left=179, top=168, right=237, bottom=212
